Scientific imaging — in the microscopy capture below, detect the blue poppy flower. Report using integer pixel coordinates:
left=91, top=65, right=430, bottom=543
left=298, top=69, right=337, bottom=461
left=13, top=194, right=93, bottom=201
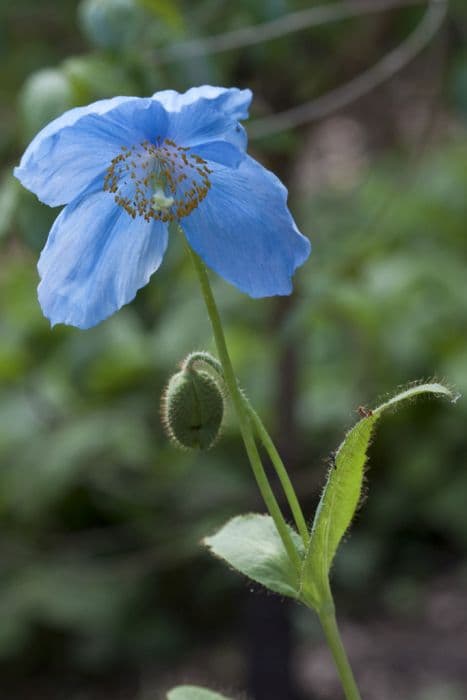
left=14, top=85, right=311, bottom=329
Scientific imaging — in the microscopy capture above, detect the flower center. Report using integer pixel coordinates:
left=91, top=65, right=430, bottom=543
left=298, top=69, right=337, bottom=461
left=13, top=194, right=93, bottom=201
left=103, top=139, right=212, bottom=223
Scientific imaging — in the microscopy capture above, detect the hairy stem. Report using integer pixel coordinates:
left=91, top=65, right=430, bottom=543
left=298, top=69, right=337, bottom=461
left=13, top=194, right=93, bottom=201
left=241, top=397, right=309, bottom=546
left=186, top=244, right=301, bottom=572
left=317, top=604, right=363, bottom=700
left=185, top=352, right=309, bottom=546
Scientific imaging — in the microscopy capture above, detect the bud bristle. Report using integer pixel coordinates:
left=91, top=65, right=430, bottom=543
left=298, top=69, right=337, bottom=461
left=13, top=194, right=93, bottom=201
left=162, top=368, right=224, bottom=450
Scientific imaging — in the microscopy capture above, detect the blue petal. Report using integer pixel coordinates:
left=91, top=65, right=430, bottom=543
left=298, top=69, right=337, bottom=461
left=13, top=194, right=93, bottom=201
left=153, top=85, right=252, bottom=162
left=186, top=140, right=244, bottom=169
left=38, top=186, right=169, bottom=329
left=14, top=97, right=168, bottom=207
left=182, top=156, right=311, bottom=297
left=153, top=86, right=252, bottom=120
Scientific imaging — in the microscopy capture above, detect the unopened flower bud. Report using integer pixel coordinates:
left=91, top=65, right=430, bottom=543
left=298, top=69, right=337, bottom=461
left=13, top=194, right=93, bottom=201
left=19, top=69, right=74, bottom=140
left=162, top=368, right=224, bottom=450
left=78, top=0, right=144, bottom=50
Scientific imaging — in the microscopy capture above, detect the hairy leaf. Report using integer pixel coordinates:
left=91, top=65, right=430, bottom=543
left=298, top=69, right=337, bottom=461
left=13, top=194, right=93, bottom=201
left=301, top=382, right=455, bottom=608
left=204, top=513, right=304, bottom=598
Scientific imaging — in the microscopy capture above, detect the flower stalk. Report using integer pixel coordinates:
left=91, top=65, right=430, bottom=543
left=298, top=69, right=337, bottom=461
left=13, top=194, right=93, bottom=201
left=317, top=605, right=363, bottom=700
left=185, top=240, right=301, bottom=573
left=184, top=351, right=309, bottom=546
left=242, top=397, right=310, bottom=546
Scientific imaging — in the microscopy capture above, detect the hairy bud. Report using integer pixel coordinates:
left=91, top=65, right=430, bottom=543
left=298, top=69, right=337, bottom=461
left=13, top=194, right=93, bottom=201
left=162, top=367, right=224, bottom=450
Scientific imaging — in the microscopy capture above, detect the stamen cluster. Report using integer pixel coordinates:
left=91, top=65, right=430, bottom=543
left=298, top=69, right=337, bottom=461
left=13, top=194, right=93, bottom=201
left=103, top=138, right=212, bottom=222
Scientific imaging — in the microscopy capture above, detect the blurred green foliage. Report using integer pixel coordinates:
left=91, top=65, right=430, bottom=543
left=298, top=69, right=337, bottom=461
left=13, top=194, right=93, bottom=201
left=0, top=0, right=466, bottom=695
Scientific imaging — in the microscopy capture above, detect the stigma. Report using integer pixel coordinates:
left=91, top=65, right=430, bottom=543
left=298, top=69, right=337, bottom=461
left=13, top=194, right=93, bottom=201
left=103, top=139, right=212, bottom=222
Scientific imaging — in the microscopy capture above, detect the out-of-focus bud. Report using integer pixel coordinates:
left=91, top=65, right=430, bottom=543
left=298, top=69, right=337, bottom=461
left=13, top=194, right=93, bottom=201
left=162, top=367, right=224, bottom=450
left=63, top=55, right=137, bottom=103
left=19, top=69, right=74, bottom=141
left=78, top=0, right=144, bottom=50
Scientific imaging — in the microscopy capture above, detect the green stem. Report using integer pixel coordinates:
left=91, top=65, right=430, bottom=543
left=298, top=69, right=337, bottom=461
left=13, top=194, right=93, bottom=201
left=186, top=244, right=301, bottom=573
left=317, top=605, right=363, bottom=700
left=184, top=352, right=309, bottom=547
left=242, top=398, right=310, bottom=546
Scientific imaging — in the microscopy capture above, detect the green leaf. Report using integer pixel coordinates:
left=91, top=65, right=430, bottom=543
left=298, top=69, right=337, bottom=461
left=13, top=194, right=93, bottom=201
left=204, top=513, right=304, bottom=598
left=301, top=382, right=456, bottom=608
left=167, top=687, right=232, bottom=700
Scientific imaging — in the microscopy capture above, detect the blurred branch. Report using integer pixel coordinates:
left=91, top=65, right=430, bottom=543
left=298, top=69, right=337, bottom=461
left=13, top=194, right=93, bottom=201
left=248, top=0, right=448, bottom=139
left=350, top=20, right=448, bottom=256
left=156, top=0, right=428, bottom=62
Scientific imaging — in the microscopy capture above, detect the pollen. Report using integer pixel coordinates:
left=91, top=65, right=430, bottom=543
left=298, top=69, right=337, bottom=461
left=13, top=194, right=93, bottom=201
left=103, top=139, right=212, bottom=223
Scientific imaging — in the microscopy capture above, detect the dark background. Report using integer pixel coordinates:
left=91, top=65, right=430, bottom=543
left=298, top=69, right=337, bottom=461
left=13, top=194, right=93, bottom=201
left=0, top=1, right=466, bottom=698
